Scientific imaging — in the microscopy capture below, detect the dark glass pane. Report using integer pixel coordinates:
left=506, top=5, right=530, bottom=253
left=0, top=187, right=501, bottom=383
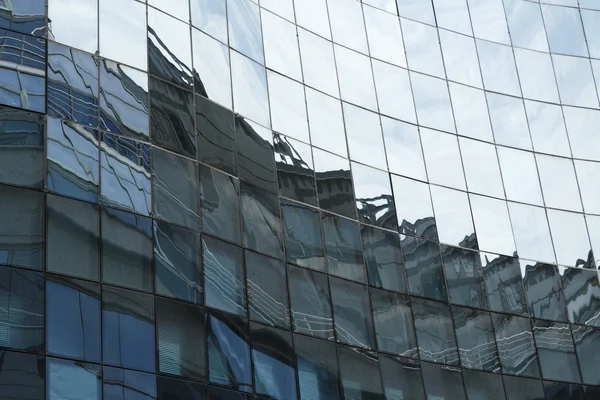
left=573, top=324, right=600, bottom=385
left=235, top=116, right=277, bottom=193
left=200, top=165, right=241, bottom=244
left=323, top=214, right=365, bottom=283
left=207, top=309, right=251, bottom=392
left=420, top=362, right=466, bottom=400
left=330, top=277, right=375, bottom=349
left=47, top=42, right=99, bottom=126
left=441, top=245, right=488, bottom=309
left=281, top=200, right=326, bottom=271
left=157, top=297, right=206, bottom=381
left=533, top=320, right=581, bottom=383
left=46, top=117, right=99, bottom=203
left=47, top=357, right=101, bottom=400
left=0, top=106, right=43, bottom=189
left=157, top=376, right=205, bottom=400
left=0, top=1, right=45, bottom=36
left=150, top=77, right=195, bottom=158
left=542, top=382, right=585, bottom=400
left=103, top=366, right=156, bottom=400
left=371, top=289, right=417, bottom=358
left=196, top=94, right=236, bottom=175
left=46, top=275, right=100, bottom=362
left=0, top=186, right=43, bottom=271
left=585, top=386, right=600, bottom=400
left=152, top=147, right=200, bottom=230
left=288, top=265, right=334, bottom=340
left=462, top=369, right=506, bottom=400
left=0, top=31, right=45, bottom=113
left=100, top=133, right=151, bottom=216
left=379, top=355, right=425, bottom=400
left=361, top=225, right=406, bottom=293
left=251, top=323, right=297, bottom=400
left=99, top=60, right=149, bottom=139
left=207, top=386, right=251, bottom=400
left=562, top=267, right=600, bottom=326
left=314, top=148, right=355, bottom=219
left=481, top=253, right=528, bottom=315
left=102, top=207, right=153, bottom=292
left=274, top=133, right=317, bottom=206
left=337, top=345, right=383, bottom=400
left=246, top=251, right=289, bottom=329
left=523, top=262, right=568, bottom=322
left=411, top=297, right=459, bottom=366
left=452, top=306, right=499, bottom=372
left=0, top=350, right=43, bottom=400
left=402, top=235, right=447, bottom=301
left=103, top=286, right=155, bottom=373
left=294, top=334, right=340, bottom=400
left=0, top=266, right=43, bottom=353
left=154, top=221, right=202, bottom=305
left=491, top=313, right=540, bottom=378
left=502, top=375, right=545, bottom=400
left=203, top=236, right=246, bottom=316
left=241, top=182, right=284, bottom=260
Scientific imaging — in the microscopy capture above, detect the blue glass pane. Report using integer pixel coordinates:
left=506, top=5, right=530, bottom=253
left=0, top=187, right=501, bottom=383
left=103, top=367, right=156, bottom=400
left=46, top=117, right=99, bottom=203
left=47, top=42, right=99, bottom=126
left=0, top=1, right=45, bottom=37
left=103, top=286, right=155, bottom=373
left=207, top=310, right=252, bottom=392
left=251, top=323, right=297, bottom=400
left=0, top=266, right=43, bottom=352
left=47, top=357, right=101, bottom=400
left=157, top=376, right=205, bottom=400
left=46, top=275, right=100, bottom=362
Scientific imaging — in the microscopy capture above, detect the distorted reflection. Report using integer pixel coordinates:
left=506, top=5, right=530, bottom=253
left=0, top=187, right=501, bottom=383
left=362, top=225, right=407, bottom=293
left=313, top=148, right=355, bottom=219
left=268, top=72, right=309, bottom=143
left=547, top=209, right=594, bottom=268
left=371, top=289, right=417, bottom=358
left=99, top=61, right=149, bottom=139
left=522, top=262, right=568, bottom=322
left=192, top=28, right=232, bottom=108
left=0, top=0, right=45, bottom=36
left=492, top=313, right=540, bottom=378
left=402, top=235, right=447, bottom=301
left=100, top=133, right=151, bottom=216
left=391, top=175, right=437, bottom=240
left=203, top=236, right=246, bottom=316
left=338, top=346, right=383, bottom=400
left=463, top=369, right=507, bottom=400
left=148, top=7, right=193, bottom=90
left=442, top=246, right=487, bottom=309
left=533, top=320, right=581, bottom=383
left=508, top=203, right=555, bottom=264
left=200, top=165, right=241, bottom=244
left=196, top=93, right=236, bottom=175
left=379, top=355, right=426, bottom=400
left=453, top=307, right=499, bottom=373
left=103, top=367, right=156, bottom=400
left=469, top=194, right=516, bottom=257
left=481, top=253, right=528, bottom=315
left=412, top=297, right=459, bottom=366
left=0, top=351, right=43, bottom=399
left=46, top=117, right=99, bottom=203
left=47, top=42, right=98, bottom=126
left=323, top=214, right=365, bottom=283
left=274, top=133, right=317, bottom=206
left=562, top=268, right=600, bottom=327
left=572, top=325, right=600, bottom=386
left=421, top=362, right=466, bottom=400
left=294, top=335, right=341, bottom=400
left=288, top=265, right=334, bottom=340
left=47, top=357, right=101, bottom=400
left=352, top=162, right=396, bottom=230
left=330, top=277, right=375, bottom=349
left=235, top=116, right=277, bottom=193
left=0, top=30, right=45, bottom=113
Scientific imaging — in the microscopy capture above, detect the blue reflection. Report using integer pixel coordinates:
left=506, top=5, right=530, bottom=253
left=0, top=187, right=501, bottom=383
left=46, top=278, right=100, bottom=362
left=0, top=1, right=45, bottom=36
left=47, top=357, right=101, bottom=400
left=207, top=311, right=252, bottom=392
left=104, top=366, right=156, bottom=400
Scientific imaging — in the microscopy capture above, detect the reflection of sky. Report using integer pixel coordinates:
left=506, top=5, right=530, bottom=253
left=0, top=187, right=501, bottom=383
left=48, top=0, right=97, bottom=53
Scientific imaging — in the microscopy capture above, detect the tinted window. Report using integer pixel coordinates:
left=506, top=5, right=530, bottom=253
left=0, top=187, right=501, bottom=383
left=274, top=133, right=317, bottom=206
left=379, top=355, right=425, bottom=400
left=337, top=345, right=383, bottom=400
left=294, top=334, right=340, bottom=400
left=491, top=313, right=540, bottom=378
left=196, top=94, right=236, bottom=175
left=533, top=320, right=580, bottom=383
left=235, top=116, right=277, bottom=194
left=411, top=297, right=459, bottom=366
left=157, top=376, right=205, bottom=400
left=573, top=324, right=600, bottom=385
left=523, top=262, right=568, bottom=322
left=323, top=214, right=365, bottom=283
left=281, top=200, right=326, bottom=271
left=452, top=306, right=499, bottom=372
left=47, top=357, right=101, bottom=400
left=0, top=350, right=43, bottom=400
left=200, top=165, right=241, bottom=244
left=361, top=225, right=406, bottom=293
left=103, top=366, right=156, bottom=400
left=330, top=277, right=375, bottom=349
left=562, top=267, right=600, bottom=326
left=441, top=246, right=488, bottom=309
left=421, top=362, right=466, bottom=400
left=502, top=375, right=545, bottom=400
left=481, top=254, right=527, bottom=315
left=462, top=369, right=506, bottom=400
left=402, top=235, right=447, bottom=301
left=371, top=289, right=417, bottom=357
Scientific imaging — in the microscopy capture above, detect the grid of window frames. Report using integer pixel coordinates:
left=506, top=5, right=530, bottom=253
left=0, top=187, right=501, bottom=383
left=1, top=0, right=600, bottom=399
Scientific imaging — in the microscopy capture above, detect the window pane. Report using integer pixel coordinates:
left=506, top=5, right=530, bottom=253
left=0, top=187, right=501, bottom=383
left=0, top=350, right=43, bottom=400
left=502, top=375, right=544, bottom=400
left=379, top=355, right=425, bottom=400
left=522, top=263, right=568, bottom=322
left=230, top=52, right=270, bottom=128
left=103, top=366, right=156, bottom=400
left=533, top=320, right=581, bottom=383
left=481, top=254, right=528, bottom=315
left=154, top=221, right=202, bottom=305
left=46, top=275, right=100, bottom=363
left=274, top=133, right=317, bottom=207
left=352, top=162, right=396, bottom=230
left=411, top=297, right=459, bottom=366
left=491, top=313, right=540, bottom=378
left=313, top=148, right=355, bottom=219
left=207, top=310, right=251, bottom=392
left=452, top=306, right=499, bottom=372
left=543, top=382, right=585, bottom=400
left=402, top=235, right=447, bottom=302
left=421, top=362, right=466, bottom=400
left=157, top=376, right=205, bottom=400
left=246, top=251, right=289, bottom=329
left=462, top=369, right=506, bottom=400
left=47, top=357, right=101, bottom=400
left=203, top=236, right=246, bottom=316
left=192, top=26, right=232, bottom=107
left=288, top=265, right=334, bottom=340
left=572, top=325, right=600, bottom=385
left=200, top=165, right=241, bottom=244
left=0, top=107, right=43, bottom=189
left=157, top=297, right=206, bottom=381
left=442, top=246, right=488, bottom=309
left=371, top=289, right=417, bottom=358
left=235, top=116, right=277, bottom=193
left=281, top=200, right=326, bottom=271
left=103, top=286, right=155, bottom=372
left=0, top=0, right=45, bottom=36
left=330, top=277, right=375, bottom=349
left=196, top=94, right=236, bottom=175
left=362, top=225, right=406, bottom=293
left=46, top=194, right=99, bottom=280
left=337, top=345, right=383, bottom=400
left=101, top=207, right=153, bottom=293
left=323, top=214, right=365, bottom=283
left=251, top=323, right=297, bottom=400
left=562, top=268, right=600, bottom=326
left=294, top=334, right=340, bottom=400
left=227, top=0, right=264, bottom=63
left=0, top=266, right=43, bottom=353
left=390, top=176, right=436, bottom=241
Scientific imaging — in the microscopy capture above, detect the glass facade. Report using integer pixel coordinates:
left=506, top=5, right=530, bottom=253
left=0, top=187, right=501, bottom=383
left=1, top=0, right=600, bottom=399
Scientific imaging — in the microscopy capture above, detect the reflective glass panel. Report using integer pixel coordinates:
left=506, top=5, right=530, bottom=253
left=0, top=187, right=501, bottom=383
left=572, top=325, right=600, bottom=385
left=467, top=0, right=510, bottom=44
left=514, top=48, right=559, bottom=103
left=48, top=0, right=97, bottom=53
left=523, top=262, right=567, bottom=322
left=343, top=104, right=387, bottom=171
left=449, top=84, right=493, bottom=142
left=231, top=51, right=270, bottom=128
left=0, top=0, right=45, bottom=37
left=337, top=346, right=383, bottom=400
left=200, top=165, right=241, bottom=244
left=508, top=203, right=555, bottom=265
left=547, top=209, right=592, bottom=268
left=47, top=357, right=101, bottom=400
left=381, top=117, right=426, bottom=181
left=502, top=375, right=545, bottom=400
left=299, top=30, right=339, bottom=98
left=362, top=225, right=407, bottom=293
left=440, top=30, right=482, bottom=88
left=191, top=0, right=227, bottom=43
left=491, top=313, right=540, bottom=378
left=486, top=92, right=531, bottom=150
left=504, top=0, right=548, bottom=52
left=542, top=4, right=588, bottom=57
left=157, top=376, right=205, bottom=400
left=431, top=187, right=475, bottom=249
left=403, top=19, right=444, bottom=78
left=0, top=350, right=43, bottom=400
left=363, top=5, right=406, bottom=67
left=313, top=148, right=355, bottom=220
left=452, top=306, right=499, bottom=372
left=469, top=194, right=516, bottom=257
left=421, top=362, right=466, bottom=400
left=391, top=176, right=437, bottom=241
left=442, top=246, right=487, bottom=309
left=371, top=289, right=417, bottom=358
left=281, top=200, right=326, bottom=271
left=496, top=146, right=543, bottom=206
left=379, top=355, right=425, bottom=400
left=330, top=277, right=375, bottom=349
left=553, top=54, right=599, bottom=109
left=262, top=10, right=301, bottom=81
left=327, top=0, right=368, bottom=54
left=481, top=253, right=528, bottom=315
left=397, top=0, right=435, bottom=24
left=372, top=60, right=416, bottom=123
left=227, top=0, right=264, bottom=63
left=294, top=335, right=340, bottom=400
left=433, top=0, right=472, bottom=35
left=196, top=94, right=236, bottom=175
left=477, top=40, right=520, bottom=97
left=421, top=129, right=465, bottom=190
left=412, top=297, right=459, bottom=366
left=274, top=132, right=317, bottom=207
left=563, top=106, right=600, bottom=162
left=402, top=235, right=447, bottom=301
left=192, top=28, right=232, bottom=108
left=462, top=369, right=506, bottom=400
left=459, top=137, right=503, bottom=198
left=525, top=100, right=571, bottom=158
left=533, top=320, right=581, bottom=383
left=103, top=367, right=156, bottom=400
left=335, top=45, right=377, bottom=111
left=294, top=0, right=331, bottom=39
left=203, top=236, right=246, bottom=316
left=562, top=268, right=600, bottom=327
left=410, top=72, right=455, bottom=133
left=305, top=89, right=346, bottom=157
left=268, top=72, right=309, bottom=143
left=235, top=117, right=277, bottom=193
left=323, top=214, right=365, bottom=283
